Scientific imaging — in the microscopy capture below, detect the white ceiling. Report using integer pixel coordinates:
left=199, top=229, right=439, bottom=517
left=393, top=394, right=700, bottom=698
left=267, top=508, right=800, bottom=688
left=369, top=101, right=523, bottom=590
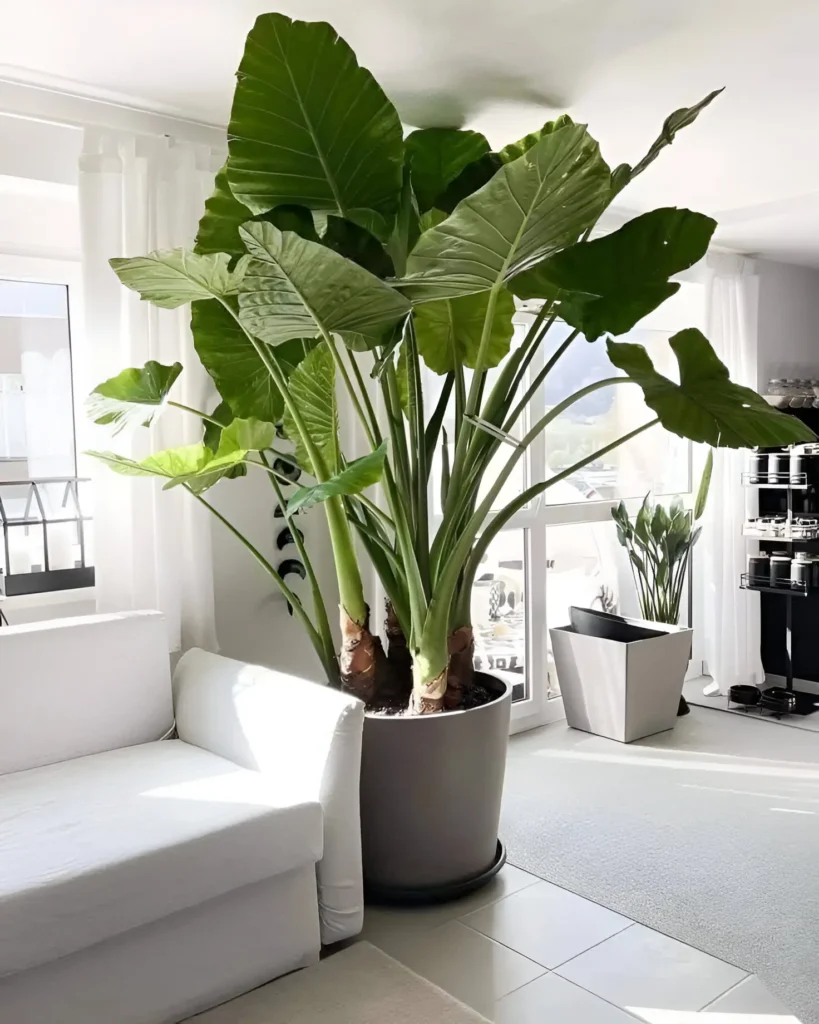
left=3, top=0, right=819, bottom=265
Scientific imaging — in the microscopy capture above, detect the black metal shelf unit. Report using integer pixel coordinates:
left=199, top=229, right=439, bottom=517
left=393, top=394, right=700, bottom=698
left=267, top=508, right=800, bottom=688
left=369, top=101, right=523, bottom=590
left=742, top=417, right=819, bottom=715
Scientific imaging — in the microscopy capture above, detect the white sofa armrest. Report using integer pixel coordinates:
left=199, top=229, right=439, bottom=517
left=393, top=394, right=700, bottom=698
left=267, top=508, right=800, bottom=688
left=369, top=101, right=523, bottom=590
left=172, top=648, right=364, bottom=944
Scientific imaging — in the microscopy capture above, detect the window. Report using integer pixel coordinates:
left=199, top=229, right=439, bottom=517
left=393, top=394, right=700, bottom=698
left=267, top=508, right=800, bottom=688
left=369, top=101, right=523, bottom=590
left=0, top=272, right=93, bottom=596
left=426, top=278, right=704, bottom=733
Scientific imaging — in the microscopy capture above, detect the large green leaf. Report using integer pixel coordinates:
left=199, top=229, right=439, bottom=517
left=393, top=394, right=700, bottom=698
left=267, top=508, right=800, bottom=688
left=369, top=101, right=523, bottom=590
left=282, top=340, right=338, bottom=474
left=110, top=250, right=248, bottom=308
left=89, top=444, right=240, bottom=495
left=607, top=329, right=816, bottom=448
left=414, top=289, right=515, bottom=374
left=202, top=400, right=247, bottom=480
left=322, top=216, right=394, bottom=278
left=191, top=299, right=289, bottom=422
left=226, top=13, right=403, bottom=239
left=497, top=114, right=574, bottom=164
left=220, top=416, right=275, bottom=452
left=288, top=441, right=388, bottom=513
left=89, top=417, right=273, bottom=495
left=194, top=164, right=253, bottom=257
left=87, top=360, right=182, bottom=433
left=511, top=208, right=716, bottom=340
left=238, top=222, right=410, bottom=350
left=399, top=124, right=611, bottom=302
left=404, top=128, right=491, bottom=212
left=434, top=153, right=503, bottom=214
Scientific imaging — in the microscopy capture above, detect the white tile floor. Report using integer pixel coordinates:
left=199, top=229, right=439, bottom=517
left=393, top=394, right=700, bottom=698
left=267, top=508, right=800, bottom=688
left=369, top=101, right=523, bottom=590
left=356, top=865, right=801, bottom=1023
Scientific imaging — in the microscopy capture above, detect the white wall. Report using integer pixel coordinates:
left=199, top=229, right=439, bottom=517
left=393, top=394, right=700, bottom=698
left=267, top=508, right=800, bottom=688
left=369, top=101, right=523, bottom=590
left=756, top=258, right=819, bottom=390
left=208, top=469, right=340, bottom=681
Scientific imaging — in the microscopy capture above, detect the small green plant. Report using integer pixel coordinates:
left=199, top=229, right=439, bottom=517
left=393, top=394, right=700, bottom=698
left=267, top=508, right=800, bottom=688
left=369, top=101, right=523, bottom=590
left=611, top=450, right=713, bottom=625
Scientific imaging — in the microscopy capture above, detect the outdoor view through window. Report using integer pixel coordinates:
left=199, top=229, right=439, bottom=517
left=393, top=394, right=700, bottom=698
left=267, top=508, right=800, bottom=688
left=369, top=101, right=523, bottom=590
left=0, top=278, right=92, bottom=596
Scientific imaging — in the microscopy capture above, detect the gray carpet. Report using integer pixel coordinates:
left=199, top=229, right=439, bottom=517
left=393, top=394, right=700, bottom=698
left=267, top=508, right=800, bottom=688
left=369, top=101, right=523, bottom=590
left=502, top=706, right=819, bottom=1024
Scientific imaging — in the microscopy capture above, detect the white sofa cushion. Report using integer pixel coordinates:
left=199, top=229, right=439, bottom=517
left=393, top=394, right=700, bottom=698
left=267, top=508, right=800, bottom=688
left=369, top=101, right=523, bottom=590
left=173, top=649, right=365, bottom=944
left=0, top=612, right=173, bottom=775
left=0, top=740, right=323, bottom=976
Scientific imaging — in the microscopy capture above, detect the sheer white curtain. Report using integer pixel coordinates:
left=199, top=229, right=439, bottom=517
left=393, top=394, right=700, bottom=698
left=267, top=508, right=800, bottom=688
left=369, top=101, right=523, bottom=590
left=78, top=129, right=223, bottom=652
left=699, top=252, right=764, bottom=692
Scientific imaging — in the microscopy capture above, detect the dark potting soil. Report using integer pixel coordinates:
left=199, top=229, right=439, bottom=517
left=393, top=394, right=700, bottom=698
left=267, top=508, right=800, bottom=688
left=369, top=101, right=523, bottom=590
left=365, top=678, right=496, bottom=716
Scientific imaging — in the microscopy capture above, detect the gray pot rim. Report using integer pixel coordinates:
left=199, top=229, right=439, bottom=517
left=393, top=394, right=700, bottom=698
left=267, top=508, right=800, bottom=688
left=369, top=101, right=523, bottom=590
left=363, top=672, right=513, bottom=721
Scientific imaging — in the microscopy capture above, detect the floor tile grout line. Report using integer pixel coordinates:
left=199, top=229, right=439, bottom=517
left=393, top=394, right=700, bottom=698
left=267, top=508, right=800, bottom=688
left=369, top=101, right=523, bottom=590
left=504, top=862, right=750, bottom=975
left=448, top=919, right=551, bottom=974
left=698, top=972, right=752, bottom=1011
left=458, top=913, right=638, bottom=977
left=549, top=921, right=637, bottom=974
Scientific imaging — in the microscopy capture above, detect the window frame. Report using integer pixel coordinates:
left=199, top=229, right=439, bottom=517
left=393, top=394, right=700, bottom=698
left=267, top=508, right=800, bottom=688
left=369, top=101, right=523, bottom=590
left=0, top=251, right=92, bottom=605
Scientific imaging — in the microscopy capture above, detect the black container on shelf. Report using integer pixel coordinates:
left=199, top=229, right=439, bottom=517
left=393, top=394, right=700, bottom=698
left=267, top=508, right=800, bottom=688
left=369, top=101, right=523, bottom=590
left=770, top=554, right=792, bottom=587
left=747, top=554, right=770, bottom=579
left=748, top=451, right=768, bottom=484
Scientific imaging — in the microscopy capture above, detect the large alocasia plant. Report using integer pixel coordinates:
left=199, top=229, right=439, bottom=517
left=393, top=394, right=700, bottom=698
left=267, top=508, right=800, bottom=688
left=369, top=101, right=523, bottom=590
left=88, top=13, right=814, bottom=713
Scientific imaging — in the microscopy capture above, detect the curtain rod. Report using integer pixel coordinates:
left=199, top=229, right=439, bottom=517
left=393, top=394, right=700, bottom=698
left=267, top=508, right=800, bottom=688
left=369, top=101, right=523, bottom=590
left=0, top=77, right=226, bottom=147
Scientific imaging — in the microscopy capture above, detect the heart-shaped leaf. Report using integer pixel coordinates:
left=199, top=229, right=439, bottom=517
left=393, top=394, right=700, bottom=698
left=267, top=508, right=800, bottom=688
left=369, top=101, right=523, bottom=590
left=497, top=114, right=574, bottom=164
left=110, top=250, right=249, bottom=308
left=288, top=441, right=388, bottom=513
left=399, top=123, right=611, bottom=302
left=510, top=208, right=716, bottom=340
left=88, top=417, right=273, bottom=495
left=434, top=153, right=503, bottom=214
left=238, top=222, right=410, bottom=350
left=404, top=128, right=491, bottom=212
left=194, top=164, right=253, bottom=257
left=87, top=360, right=182, bottom=433
left=607, top=328, right=816, bottom=448
left=191, top=299, right=307, bottom=422
left=414, top=289, right=515, bottom=374
left=226, top=13, right=403, bottom=239
left=202, top=401, right=247, bottom=480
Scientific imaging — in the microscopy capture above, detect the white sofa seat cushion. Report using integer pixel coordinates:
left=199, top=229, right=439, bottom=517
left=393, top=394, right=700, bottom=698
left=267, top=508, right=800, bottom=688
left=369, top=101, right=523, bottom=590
left=0, top=740, right=323, bottom=976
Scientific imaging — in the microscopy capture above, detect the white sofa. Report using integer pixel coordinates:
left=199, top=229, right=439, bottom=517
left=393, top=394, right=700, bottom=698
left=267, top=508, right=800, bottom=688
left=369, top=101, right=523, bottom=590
left=0, top=611, right=365, bottom=1024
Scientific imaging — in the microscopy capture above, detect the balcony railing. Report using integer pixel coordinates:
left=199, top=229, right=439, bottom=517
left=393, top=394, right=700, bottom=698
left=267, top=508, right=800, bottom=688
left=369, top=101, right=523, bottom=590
left=0, top=476, right=94, bottom=596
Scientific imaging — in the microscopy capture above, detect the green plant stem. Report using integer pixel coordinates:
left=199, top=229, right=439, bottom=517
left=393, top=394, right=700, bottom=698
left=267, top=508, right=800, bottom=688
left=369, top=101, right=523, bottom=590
left=323, top=331, right=379, bottom=449
left=420, top=379, right=638, bottom=685
left=168, top=400, right=223, bottom=427
left=504, top=329, right=580, bottom=432
left=382, top=363, right=412, bottom=509
left=258, top=452, right=338, bottom=677
left=188, top=485, right=332, bottom=675
left=424, top=372, right=454, bottom=474
left=405, top=317, right=430, bottom=596
left=437, top=301, right=552, bottom=558
left=454, top=418, right=664, bottom=634
left=217, top=299, right=368, bottom=626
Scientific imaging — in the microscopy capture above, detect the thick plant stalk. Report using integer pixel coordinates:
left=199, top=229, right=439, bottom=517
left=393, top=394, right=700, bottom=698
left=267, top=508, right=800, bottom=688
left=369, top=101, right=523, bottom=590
left=411, top=664, right=447, bottom=715
left=445, top=625, right=475, bottom=710
left=340, top=605, right=387, bottom=704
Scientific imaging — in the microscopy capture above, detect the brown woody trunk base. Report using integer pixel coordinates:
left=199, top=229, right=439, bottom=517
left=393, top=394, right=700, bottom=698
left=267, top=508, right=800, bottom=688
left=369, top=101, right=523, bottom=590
left=339, top=606, right=387, bottom=706
left=445, top=625, right=475, bottom=710
left=383, top=601, right=413, bottom=704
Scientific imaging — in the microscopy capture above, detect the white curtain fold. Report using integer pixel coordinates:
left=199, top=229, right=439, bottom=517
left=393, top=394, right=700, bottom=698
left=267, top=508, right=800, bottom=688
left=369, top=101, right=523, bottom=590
left=78, top=129, right=223, bottom=652
left=699, top=252, right=765, bottom=693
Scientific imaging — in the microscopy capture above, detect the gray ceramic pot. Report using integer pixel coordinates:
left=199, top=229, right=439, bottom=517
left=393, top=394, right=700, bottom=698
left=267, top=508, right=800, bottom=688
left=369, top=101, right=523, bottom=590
left=360, top=672, right=512, bottom=900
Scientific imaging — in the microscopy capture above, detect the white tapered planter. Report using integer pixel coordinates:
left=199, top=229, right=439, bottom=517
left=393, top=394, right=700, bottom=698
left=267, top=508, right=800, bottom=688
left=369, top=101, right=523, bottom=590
left=551, top=614, right=693, bottom=743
